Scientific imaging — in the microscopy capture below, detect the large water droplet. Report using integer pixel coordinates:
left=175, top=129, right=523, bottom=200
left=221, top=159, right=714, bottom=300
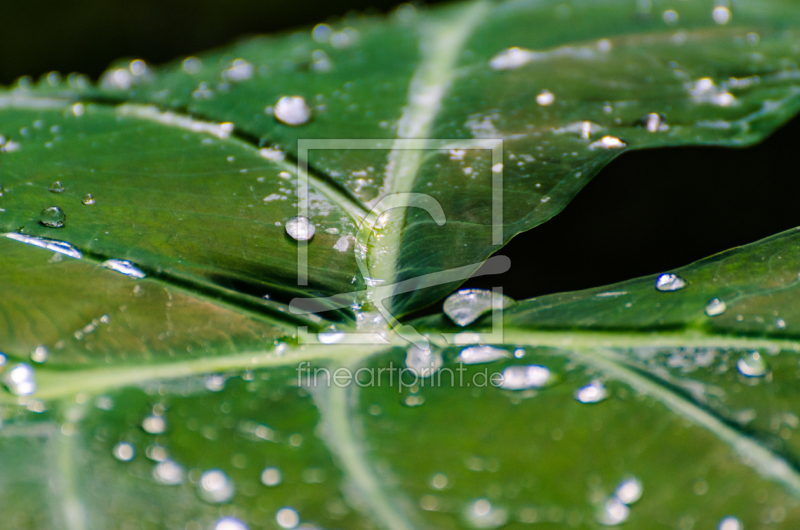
left=2, top=363, right=37, bottom=395
left=655, top=273, right=687, bottom=292
left=49, top=181, right=65, bottom=193
left=215, top=517, right=248, bottom=530
left=152, top=459, right=184, bottom=485
left=465, top=498, right=508, bottom=529
left=736, top=351, right=768, bottom=377
left=705, top=298, right=727, bottom=317
left=113, top=442, right=135, bottom=461
left=317, top=324, right=344, bottom=344
left=718, top=516, right=742, bottom=530
left=273, top=96, right=312, bottom=126
left=4, top=233, right=82, bottom=258
left=456, top=345, right=509, bottom=365
left=405, top=345, right=443, bottom=378
left=197, top=469, right=235, bottom=503
left=285, top=216, right=316, bottom=241
left=276, top=507, right=300, bottom=529
left=40, top=206, right=66, bottom=228
left=615, top=477, right=643, bottom=504
left=30, top=345, right=48, bottom=364
left=597, top=497, right=629, bottom=525
left=102, top=259, right=146, bottom=279
left=82, top=193, right=95, bottom=205
left=443, top=289, right=514, bottom=327
left=575, top=380, right=608, bottom=403
left=261, top=467, right=282, bottom=486
left=499, top=365, right=551, bottom=390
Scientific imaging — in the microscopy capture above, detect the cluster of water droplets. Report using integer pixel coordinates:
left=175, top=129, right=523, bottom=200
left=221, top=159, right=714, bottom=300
left=596, top=476, right=642, bottom=525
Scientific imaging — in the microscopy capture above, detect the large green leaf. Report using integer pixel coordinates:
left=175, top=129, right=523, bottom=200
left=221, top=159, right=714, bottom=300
left=2, top=0, right=800, bottom=529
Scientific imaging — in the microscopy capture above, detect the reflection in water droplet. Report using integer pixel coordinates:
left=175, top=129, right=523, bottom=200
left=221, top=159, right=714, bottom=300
left=465, top=498, right=508, bottom=529
left=113, top=442, right=135, bottom=461
left=30, top=345, right=48, bottom=364
left=152, top=459, right=184, bottom=485
left=273, top=96, right=312, bottom=126
left=49, top=181, right=65, bottom=193
left=3, top=363, right=37, bottom=395
left=142, top=415, right=166, bottom=434
left=718, top=516, right=742, bottom=530
left=536, top=90, right=555, bottom=106
left=40, top=206, right=66, bottom=228
left=82, top=194, right=95, bottom=205
left=598, top=497, right=629, bottom=525
left=655, top=273, right=687, bottom=292
left=736, top=351, right=768, bottom=377
left=215, top=517, right=248, bottom=530
left=500, top=365, right=551, bottom=390
left=443, top=289, right=514, bottom=327
left=261, top=467, right=282, bottom=486
left=457, top=346, right=509, bottom=365
left=589, top=136, right=626, bottom=150
left=276, top=507, right=300, bottom=529
left=405, top=345, right=443, bottom=378
left=4, top=233, right=82, bottom=258
left=615, top=477, right=643, bottom=504
left=102, top=259, right=146, bottom=279
left=198, top=469, right=235, bottom=503
left=285, top=216, right=316, bottom=241
left=575, top=380, right=608, bottom=403
left=317, top=324, right=344, bottom=344
left=705, top=298, right=727, bottom=317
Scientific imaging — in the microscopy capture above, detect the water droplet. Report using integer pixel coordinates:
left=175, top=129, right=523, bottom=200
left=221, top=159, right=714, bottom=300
left=311, top=50, right=333, bottom=72
left=182, top=57, right=202, bottom=74
left=2, top=363, right=37, bottom=395
left=276, top=507, right=300, bottom=529
left=638, top=113, right=668, bottom=132
left=142, top=415, right=166, bottom=434
left=312, top=24, right=332, bottom=43
left=261, top=467, right=282, bottom=486
left=82, top=194, right=95, bottom=205
left=465, top=498, right=508, bottom=529
left=285, top=216, right=316, bottom=241
left=663, top=9, right=679, bottom=25
left=30, top=345, right=48, bottom=364
left=589, top=136, right=626, bottom=150
left=102, top=259, right=146, bottom=279
left=40, top=206, right=66, bottom=228
left=49, top=181, right=65, bottom=193
left=204, top=374, right=226, bottom=392
left=712, top=6, right=731, bottom=25
left=718, top=516, right=742, bottom=530
left=431, top=473, right=448, bottom=489
left=705, top=298, right=727, bottom=317
left=443, top=289, right=514, bottom=327
left=655, top=273, right=687, bottom=292
left=776, top=318, right=786, bottom=329
left=456, top=345, right=509, bottom=365
left=152, top=459, right=184, bottom=485
left=736, top=351, right=768, bottom=377
left=273, top=96, right=312, bottom=126
left=499, top=365, right=551, bottom=390
left=536, top=90, right=555, bottom=106
left=197, top=469, right=235, bottom=503
left=615, top=477, right=643, bottom=504
left=4, top=233, right=82, bottom=258
left=224, top=59, right=254, bottom=82
left=317, top=324, right=344, bottom=344
left=575, top=380, right=608, bottom=403
left=113, top=442, right=135, bottom=461
left=215, top=517, right=248, bottom=530
left=0, top=185, right=4, bottom=196
left=405, top=345, right=443, bottom=378
left=597, top=497, right=629, bottom=525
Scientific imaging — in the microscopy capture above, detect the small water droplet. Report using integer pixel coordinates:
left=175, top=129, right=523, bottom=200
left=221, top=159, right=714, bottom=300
left=705, top=298, right=727, bottom=317
left=663, top=9, right=679, bottom=25
left=113, top=442, right=135, bottom=461
left=215, top=517, right=248, bottom=530
left=443, top=289, right=514, bottom=327
left=712, top=6, right=731, bottom=25
left=30, top=345, right=48, bottom=364
left=499, top=365, right=551, bottom=390
left=536, top=90, right=555, bottom=106
left=285, top=216, right=316, bottom=241
left=4, top=233, right=82, bottom=258
left=224, top=59, right=254, bottom=82
left=276, top=507, right=300, bottom=529
left=2, top=363, right=37, bottom=395
left=405, top=345, right=443, bottom=378
left=49, top=181, right=65, bottom=193
left=637, top=112, right=668, bottom=132
left=655, top=273, right=687, bottom=292
left=776, top=318, right=787, bottom=329
left=40, top=206, right=66, bottom=228
left=615, top=477, right=643, bottom=504
left=575, top=380, right=608, bottom=403
left=142, top=415, right=166, bottom=434
left=82, top=193, right=95, bottom=205
left=317, top=324, right=344, bottom=344
left=597, top=497, right=629, bottom=525
left=198, top=469, right=235, bottom=503
left=204, top=374, right=226, bottom=392
left=456, top=345, right=509, bottom=365
left=273, top=96, right=312, bottom=126
left=102, top=259, right=146, bottom=279
left=736, top=351, right=768, bottom=377
left=261, top=467, right=282, bottom=486
left=589, top=136, right=626, bottom=150
left=465, top=498, right=508, bottom=529
left=152, top=459, right=184, bottom=485
left=718, top=516, right=742, bottom=530
left=431, top=473, right=448, bottom=489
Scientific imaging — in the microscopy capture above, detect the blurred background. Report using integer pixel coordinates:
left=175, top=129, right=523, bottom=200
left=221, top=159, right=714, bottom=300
left=3, top=0, right=800, bottom=302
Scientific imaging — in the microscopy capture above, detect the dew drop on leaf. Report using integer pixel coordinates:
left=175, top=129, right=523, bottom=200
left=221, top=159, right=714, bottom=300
left=48, top=181, right=65, bottom=193
left=2, top=363, right=37, bottom=396
left=39, top=206, right=66, bottom=228
left=615, top=476, right=643, bottom=504
left=456, top=345, right=509, bottom=365
left=142, top=415, right=166, bottom=434
left=30, top=345, right=48, bottom=364
left=405, top=344, right=442, bottom=378
left=718, top=516, right=742, bottom=530
left=261, top=467, right=282, bottom=487
left=654, top=273, right=687, bottom=292
left=575, top=380, right=608, bottom=403
left=499, top=365, right=551, bottom=390
left=273, top=96, right=312, bottom=126
left=736, top=351, right=769, bottom=377
left=275, top=507, right=300, bottom=529
left=536, top=89, right=555, bottom=106
left=597, top=496, right=630, bottom=525
left=589, top=136, right=626, bottom=150
left=197, top=469, right=235, bottom=503
left=317, top=324, right=344, bottom=344
left=465, top=498, right=508, bottom=529
left=102, top=259, right=146, bottom=279
left=82, top=193, right=95, bottom=205
left=152, top=459, right=183, bottom=485
left=215, top=517, right=248, bottom=530
left=443, top=288, right=514, bottom=327
left=112, top=442, right=135, bottom=462
left=204, top=374, right=226, bottom=392
left=705, top=298, right=727, bottom=317
left=285, top=216, right=316, bottom=241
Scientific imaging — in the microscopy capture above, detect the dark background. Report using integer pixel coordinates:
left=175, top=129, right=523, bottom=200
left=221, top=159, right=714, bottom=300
left=4, top=0, right=800, bottom=302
